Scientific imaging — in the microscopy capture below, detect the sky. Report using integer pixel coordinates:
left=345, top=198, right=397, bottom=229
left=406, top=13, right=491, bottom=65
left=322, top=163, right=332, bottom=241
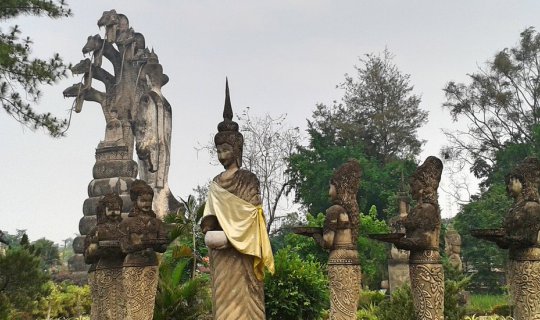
left=1, top=0, right=540, bottom=244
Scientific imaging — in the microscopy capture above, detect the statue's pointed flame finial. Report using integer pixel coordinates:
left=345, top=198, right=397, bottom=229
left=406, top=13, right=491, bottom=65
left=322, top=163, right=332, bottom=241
left=223, top=77, right=233, bottom=121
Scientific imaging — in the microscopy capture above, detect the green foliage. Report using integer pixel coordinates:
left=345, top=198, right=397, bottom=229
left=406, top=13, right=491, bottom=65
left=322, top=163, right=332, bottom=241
left=467, top=294, right=510, bottom=316
left=153, top=255, right=211, bottom=320
left=264, top=246, right=328, bottom=320
left=443, top=261, right=470, bottom=320
left=32, top=237, right=60, bottom=270
left=453, top=184, right=511, bottom=293
left=34, top=282, right=90, bottom=319
left=155, top=194, right=212, bottom=320
left=287, top=136, right=417, bottom=219
left=0, top=247, right=50, bottom=319
left=311, top=49, right=428, bottom=163
left=0, top=0, right=72, bottom=136
left=375, top=284, right=415, bottom=320
left=358, top=206, right=389, bottom=289
left=443, top=27, right=540, bottom=180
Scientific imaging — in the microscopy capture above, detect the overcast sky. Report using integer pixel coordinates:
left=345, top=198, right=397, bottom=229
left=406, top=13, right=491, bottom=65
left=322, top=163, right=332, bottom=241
left=2, top=1, right=539, bottom=244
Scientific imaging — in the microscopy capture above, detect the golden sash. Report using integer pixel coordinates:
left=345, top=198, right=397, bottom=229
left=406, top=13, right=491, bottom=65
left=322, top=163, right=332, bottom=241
left=204, top=181, right=275, bottom=280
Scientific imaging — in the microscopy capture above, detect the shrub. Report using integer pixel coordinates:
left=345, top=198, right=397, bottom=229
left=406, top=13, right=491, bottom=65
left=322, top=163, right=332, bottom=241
left=264, top=246, right=328, bottom=320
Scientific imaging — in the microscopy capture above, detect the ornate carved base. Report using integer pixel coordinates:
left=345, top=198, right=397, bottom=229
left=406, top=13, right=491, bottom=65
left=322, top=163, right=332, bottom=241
left=508, top=256, right=540, bottom=320
left=92, top=268, right=125, bottom=320
left=209, top=247, right=265, bottom=320
left=88, top=270, right=98, bottom=320
left=328, top=260, right=361, bottom=320
left=409, top=251, right=444, bottom=320
left=123, top=266, right=158, bottom=320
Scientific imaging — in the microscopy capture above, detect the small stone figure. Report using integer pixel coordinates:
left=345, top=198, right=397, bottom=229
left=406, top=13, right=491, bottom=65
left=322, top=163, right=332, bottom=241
left=473, top=157, right=540, bottom=320
left=370, top=156, right=444, bottom=320
left=83, top=193, right=126, bottom=319
left=322, top=160, right=362, bottom=320
left=119, top=180, right=168, bottom=320
left=201, top=80, right=274, bottom=320
left=445, top=226, right=463, bottom=272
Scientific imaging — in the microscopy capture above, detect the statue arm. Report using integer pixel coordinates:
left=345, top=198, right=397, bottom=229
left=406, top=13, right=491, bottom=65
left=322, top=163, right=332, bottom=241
left=83, top=228, right=99, bottom=264
left=321, top=205, right=344, bottom=249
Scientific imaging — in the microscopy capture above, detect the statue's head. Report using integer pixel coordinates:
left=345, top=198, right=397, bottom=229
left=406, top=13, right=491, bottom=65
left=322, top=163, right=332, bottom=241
left=330, top=159, right=361, bottom=205
left=410, top=156, right=443, bottom=203
left=130, top=180, right=154, bottom=214
left=214, top=79, right=243, bottom=168
left=505, top=157, right=540, bottom=201
left=97, top=193, right=123, bottom=223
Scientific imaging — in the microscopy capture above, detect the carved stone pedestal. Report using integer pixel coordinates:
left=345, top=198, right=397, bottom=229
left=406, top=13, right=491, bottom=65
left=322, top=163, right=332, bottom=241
left=71, top=145, right=137, bottom=275
left=508, top=247, right=540, bottom=320
left=409, top=250, right=444, bottom=320
left=328, top=248, right=361, bottom=320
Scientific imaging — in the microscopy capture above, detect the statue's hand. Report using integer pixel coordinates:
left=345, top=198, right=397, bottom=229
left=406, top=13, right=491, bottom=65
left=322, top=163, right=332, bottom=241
left=88, top=243, right=98, bottom=255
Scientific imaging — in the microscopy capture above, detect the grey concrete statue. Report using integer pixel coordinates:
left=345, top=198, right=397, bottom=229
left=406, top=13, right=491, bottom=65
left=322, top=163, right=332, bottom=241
left=294, top=160, right=362, bottom=320
left=387, top=190, right=411, bottom=293
left=64, top=10, right=179, bottom=275
left=84, top=193, right=126, bottom=319
left=200, top=80, right=275, bottom=320
left=370, top=156, right=445, bottom=320
left=472, top=157, right=540, bottom=320
left=119, top=180, right=168, bottom=320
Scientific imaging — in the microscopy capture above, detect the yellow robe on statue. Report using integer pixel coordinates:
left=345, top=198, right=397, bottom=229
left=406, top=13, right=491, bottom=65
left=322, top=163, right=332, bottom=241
left=204, top=181, right=274, bottom=279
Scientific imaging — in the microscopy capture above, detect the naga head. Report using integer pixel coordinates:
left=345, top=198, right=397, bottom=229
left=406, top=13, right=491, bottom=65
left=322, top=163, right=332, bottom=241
left=97, top=9, right=119, bottom=28
left=82, top=34, right=103, bottom=55
left=70, top=58, right=91, bottom=75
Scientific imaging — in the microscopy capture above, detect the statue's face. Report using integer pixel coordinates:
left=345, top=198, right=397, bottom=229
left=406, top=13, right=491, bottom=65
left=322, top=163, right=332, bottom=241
left=217, top=143, right=236, bottom=168
left=328, top=184, right=337, bottom=201
left=509, top=177, right=522, bottom=197
left=105, top=202, right=121, bottom=220
left=137, top=193, right=153, bottom=213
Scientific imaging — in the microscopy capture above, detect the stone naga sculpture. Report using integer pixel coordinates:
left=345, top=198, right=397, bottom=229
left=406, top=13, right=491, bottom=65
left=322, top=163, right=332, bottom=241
left=65, top=10, right=179, bottom=276
left=119, top=180, right=168, bottom=320
left=370, top=156, right=444, bottom=320
left=200, top=80, right=275, bottom=320
left=472, top=157, right=540, bottom=320
left=83, top=193, right=126, bottom=320
left=63, top=10, right=178, bottom=219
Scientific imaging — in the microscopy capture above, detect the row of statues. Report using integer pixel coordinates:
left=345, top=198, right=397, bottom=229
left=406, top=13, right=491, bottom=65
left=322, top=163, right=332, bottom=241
left=84, top=180, right=167, bottom=319
left=71, top=9, right=540, bottom=320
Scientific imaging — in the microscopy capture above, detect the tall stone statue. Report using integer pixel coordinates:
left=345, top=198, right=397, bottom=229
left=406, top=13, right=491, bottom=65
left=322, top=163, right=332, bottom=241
left=64, top=10, right=178, bottom=275
left=322, top=160, right=362, bottom=320
left=370, top=156, right=444, bottom=320
left=119, top=180, right=168, bottom=320
left=445, top=226, right=463, bottom=272
left=83, top=193, right=126, bottom=319
left=293, top=160, right=362, bottom=319
left=201, top=80, right=275, bottom=320
left=472, top=157, right=540, bottom=320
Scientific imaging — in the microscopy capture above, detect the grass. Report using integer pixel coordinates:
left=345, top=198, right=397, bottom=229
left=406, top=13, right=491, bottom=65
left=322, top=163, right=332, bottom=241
left=467, top=294, right=510, bottom=315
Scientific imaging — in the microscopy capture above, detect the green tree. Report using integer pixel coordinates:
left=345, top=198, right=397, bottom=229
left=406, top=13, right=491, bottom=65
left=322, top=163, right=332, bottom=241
left=0, top=247, right=50, bottom=319
left=453, top=184, right=511, bottom=293
left=1, top=0, right=72, bottom=137
left=442, top=27, right=540, bottom=180
left=310, top=49, right=428, bottom=163
left=359, top=205, right=389, bottom=289
left=32, top=238, right=60, bottom=270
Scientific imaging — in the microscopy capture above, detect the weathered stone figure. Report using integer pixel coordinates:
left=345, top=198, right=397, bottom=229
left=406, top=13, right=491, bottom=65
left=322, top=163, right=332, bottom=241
left=371, top=156, right=444, bottom=320
left=445, top=226, right=463, bottom=272
left=387, top=190, right=411, bottom=293
left=473, top=157, right=540, bottom=320
left=64, top=10, right=179, bottom=275
left=83, top=193, right=126, bottom=320
left=322, top=160, right=362, bottom=320
left=119, top=180, right=168, bottom=320
left=201, top=80, right=275, bottom=320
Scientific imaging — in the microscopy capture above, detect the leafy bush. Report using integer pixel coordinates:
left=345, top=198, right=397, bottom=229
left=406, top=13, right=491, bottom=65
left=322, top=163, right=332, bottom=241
left=264, top=246, right=328, bottom=320
left=375, top=284, right=415, bottom=320
left=34, top=282, right=91, bottom=319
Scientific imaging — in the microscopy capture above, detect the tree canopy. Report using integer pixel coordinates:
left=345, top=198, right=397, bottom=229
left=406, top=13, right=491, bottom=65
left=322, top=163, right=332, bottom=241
left=0, top=0, right=71, bottom=137
left=443, top=27, right=540, bottom=181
